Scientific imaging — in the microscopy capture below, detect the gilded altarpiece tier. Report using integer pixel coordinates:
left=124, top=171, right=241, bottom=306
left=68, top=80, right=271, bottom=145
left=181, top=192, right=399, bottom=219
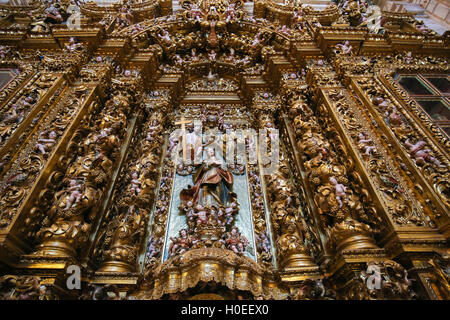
left=0, top=0, right=448, bottom=300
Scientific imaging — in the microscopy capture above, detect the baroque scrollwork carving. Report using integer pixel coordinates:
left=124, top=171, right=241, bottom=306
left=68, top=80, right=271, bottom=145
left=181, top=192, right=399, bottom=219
left=356, top=76, right=449, bottom=210
left=325, top=88, right=435, bottom=227
left=0, top=85, right=90, bottom=230
left=31, top=88, right=134, bottom=258
left=0, top=0, right=448, bottom=301
left=94, top=103, right=167, bottom=273
left=289, top=95, right=380, bottom=253
left=342, top=260, right=416, bottom=300
left=0, top=275, right=58, bottom=300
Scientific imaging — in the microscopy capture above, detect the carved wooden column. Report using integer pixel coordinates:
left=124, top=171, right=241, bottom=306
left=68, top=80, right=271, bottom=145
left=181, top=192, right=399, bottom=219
left=277, top=59, right=412, bottom=299
left=0, top=33, right=102, bottom=266
left=329, top=54, right=449, bottom=299
left=15, top=52, right=140, bottom=268
left=0, top=80, right=102, bottom=266
left=302, top=63, right=382, bottom=253
left=30, top=87, right=136, bottom=258
left=91, top=96, right=170, bottom=274
left=251, top=92, right=320, bottom=280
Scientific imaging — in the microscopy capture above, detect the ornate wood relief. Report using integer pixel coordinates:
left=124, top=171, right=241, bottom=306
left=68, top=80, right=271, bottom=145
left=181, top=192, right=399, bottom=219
left=0, top=0, right=448, bottom=300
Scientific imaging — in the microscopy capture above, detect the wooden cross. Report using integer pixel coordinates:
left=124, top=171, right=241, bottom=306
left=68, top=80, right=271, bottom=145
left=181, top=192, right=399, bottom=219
left=175, top=117, right=191, bottom=162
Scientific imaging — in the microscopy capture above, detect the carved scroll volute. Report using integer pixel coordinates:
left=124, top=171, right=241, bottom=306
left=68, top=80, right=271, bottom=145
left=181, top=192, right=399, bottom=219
left=256, top=112, right=317, bottom=271
left=289, top=97, right=379, bottom=253
left=32, top=90, right=133, bottom=258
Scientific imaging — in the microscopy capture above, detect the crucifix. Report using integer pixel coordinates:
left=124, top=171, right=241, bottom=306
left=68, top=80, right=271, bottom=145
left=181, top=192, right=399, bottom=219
left=175, top=117, right=192, bottom=162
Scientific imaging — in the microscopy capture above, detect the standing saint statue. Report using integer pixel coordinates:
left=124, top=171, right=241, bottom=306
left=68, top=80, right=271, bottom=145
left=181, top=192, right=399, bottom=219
left=180, top=147, right=234, bottom=208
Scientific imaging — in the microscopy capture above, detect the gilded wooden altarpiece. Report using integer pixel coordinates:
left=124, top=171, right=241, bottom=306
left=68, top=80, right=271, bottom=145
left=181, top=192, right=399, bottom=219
left=0, top=0, right=448, bottom=300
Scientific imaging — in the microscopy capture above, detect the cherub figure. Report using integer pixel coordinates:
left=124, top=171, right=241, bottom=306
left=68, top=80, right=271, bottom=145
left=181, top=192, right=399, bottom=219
left=184, top=200, right=196, bottom=226
left=130, top=23, right=143, bottom=35
left=279, top=25, right=290, bottom=35
left=64, top=179, right=83, bottom=210
left=386, top=107, right=403, bottom=127
left=251, top=32, right=263, bottom=47
left=404, top=52, right=413, bottom=64
left=1, top=105, right=23, bottom=128
left=329, top=176, right=347, bottom=208
left=373, top=96, right=390, bottom=111
left=404, top=139, right=443, bottom=167
left=168, top=135, right=179, bottom=155
left=0, top=45, right=9, bottom=59
left=190, top=48, right=199, bottom=62
left=217, top=206, right=225, bottom=223
left=174, top=54, right=184, bottom=66
left=129, top=172, right=141, bottom=195
left=236, top=242, right=246, bottom=254
left=208, top=50, right=216, bottom=61
left=146, top=120, right=162, bottom=140
left=194, top=204, right=208, bottom=225
left=20, top=93, right=37, bottom=108
left=358, top=133, right=376, bottom=155
left=225, top=3, right=236, bottom=23
left=224, top=201, right=238, bottom=226
left=169, top=229, right=197, bottom=256
left=292, top=8, right=304, bottom=25
left=225, top=48, right=236, bottom=63
left=90, top=128, right=112, bottom=148
left=158, top=29, right=172, bottom=43
left=225, top=227, right=248, bottom=254
left=311, top=18, right=322, bottom=28
left=189, top=3, right=202, bottom=22
left=36, top=130, right=57, bottom=155
left=209, top=207, right=218, bottom=220
left=335, top=40, right=353, bottom=55
left=256, top=231, right=271, bottom=253
left=66, top=37, right=83, bottom=53
left=116, top=6, right=133, bottom=28
left=146, top=236, right=161, bottom=260
left=238, top=55, right=250, bottom=66
left=44, top=2, right=63, bottom=24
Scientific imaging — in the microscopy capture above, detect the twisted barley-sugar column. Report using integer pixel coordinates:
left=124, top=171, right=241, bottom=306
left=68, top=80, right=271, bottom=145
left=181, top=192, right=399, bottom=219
left=280, top=89, right=331, bottom=261
left=253, top=105, right=319, bottom=273
left=31, top=84, right=138, bottom=260
left=94, top=105, right=167, bottom=273
left=287, top=91, right=381, bottom=253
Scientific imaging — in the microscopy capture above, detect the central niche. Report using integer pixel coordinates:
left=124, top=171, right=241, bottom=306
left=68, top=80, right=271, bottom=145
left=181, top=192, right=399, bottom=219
left=142, top=41, right=278, bottom=271
left=162, top=103, right=258, bottom=261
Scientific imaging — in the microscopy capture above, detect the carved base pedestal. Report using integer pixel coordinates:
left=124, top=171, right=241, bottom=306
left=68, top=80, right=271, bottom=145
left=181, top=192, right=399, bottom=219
left=331, top=218, right=379, bottom=253
left=281, top=252, right=318, bottom=271
left=97, top=260, right=136, bottom=273
left=336, top=233, right=379, bottom=252
left=34, top=240, right=77, bottom=258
